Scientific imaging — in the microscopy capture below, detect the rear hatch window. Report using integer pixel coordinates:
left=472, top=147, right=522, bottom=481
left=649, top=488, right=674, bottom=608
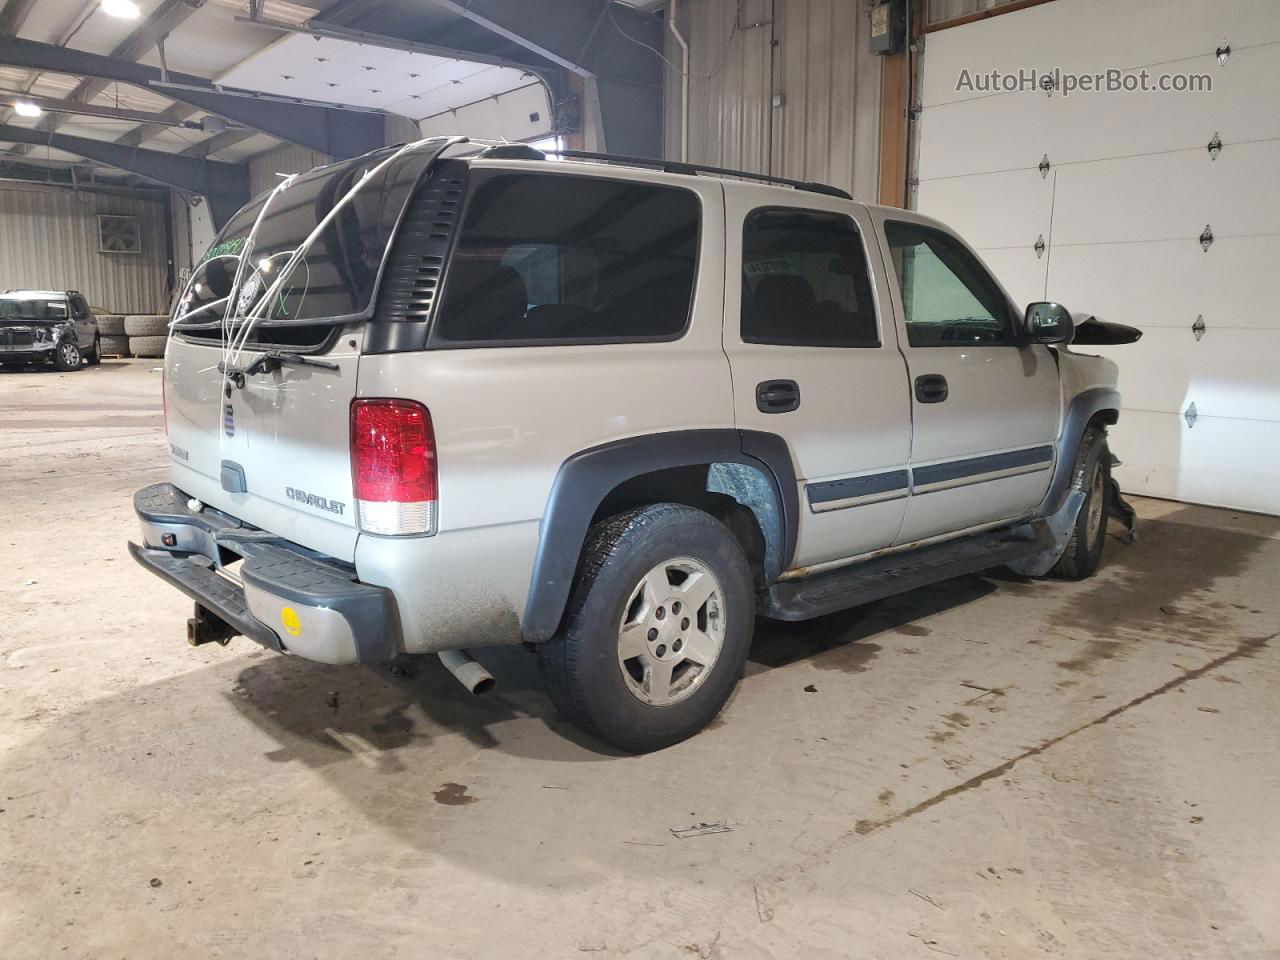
left=175, top=138, right=455, bottom=347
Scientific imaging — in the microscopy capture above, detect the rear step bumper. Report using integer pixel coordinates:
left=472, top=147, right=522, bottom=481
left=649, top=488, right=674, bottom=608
left=130, top=483, right=401, bottom=664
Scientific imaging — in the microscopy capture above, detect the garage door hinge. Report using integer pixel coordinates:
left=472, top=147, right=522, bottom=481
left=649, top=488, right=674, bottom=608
left=1192, top=314, right=1206, bottom=341
left=1184, top=402, right=1198, bottom=428
left=1199, top=225, right=1214, bottom=251
left=1207, top=132, right=1223, bottom=159
left=1038, top=153, right=1051, bottom=178
left=1034, top=234, right=1046, bottom=258
left=1216, top=40, right=1231, bottom=66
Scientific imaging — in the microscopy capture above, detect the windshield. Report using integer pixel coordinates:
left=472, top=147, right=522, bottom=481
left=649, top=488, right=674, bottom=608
left=0, top=297, right=67, bottom=322
left=175, top=138, right=454, bottom=328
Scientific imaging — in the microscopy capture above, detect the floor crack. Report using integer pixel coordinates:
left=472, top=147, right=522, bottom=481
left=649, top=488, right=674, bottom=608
left=856, top=632, right=1274, bottom=838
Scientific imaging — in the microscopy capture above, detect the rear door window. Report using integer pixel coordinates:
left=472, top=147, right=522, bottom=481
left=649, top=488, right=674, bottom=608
left=433, top=172, right=700, bottom=345
left=741, top=208, right=879, bottom=347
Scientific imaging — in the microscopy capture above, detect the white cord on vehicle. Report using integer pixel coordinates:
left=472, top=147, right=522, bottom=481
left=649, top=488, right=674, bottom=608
left=224, top=135, right=468, bottom=368
left=217, top=172, right=300, bottom=380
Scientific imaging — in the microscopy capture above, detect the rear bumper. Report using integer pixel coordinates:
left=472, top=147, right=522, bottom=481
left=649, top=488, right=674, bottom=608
left=130, top=483, right=402, bottom=664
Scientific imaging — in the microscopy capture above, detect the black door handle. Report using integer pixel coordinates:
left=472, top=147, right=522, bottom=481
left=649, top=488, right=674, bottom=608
left=914, top=374, right=948, bottom=403
left=756, top=379, right=801, bottom=413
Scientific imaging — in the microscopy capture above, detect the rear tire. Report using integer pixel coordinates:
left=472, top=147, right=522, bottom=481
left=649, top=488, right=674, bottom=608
left=1045, top=425, right=1109, bottom=580
left=99, top=335, right=130, bottom=357
left=97, top=316, right=126, bottom=336
left=123, top=315, right=169, bottom=337
left=128, top=335, right=168, bottom=358
left=53, top=340, right=82, bottom=371
left=86, top=334, right=101, bottom=365
left=538, top=503, right=755, bottom=753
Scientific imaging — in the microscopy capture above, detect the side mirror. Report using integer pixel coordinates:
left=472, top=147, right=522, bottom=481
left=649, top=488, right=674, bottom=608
left=1024, top=301, right=1073, bottom=344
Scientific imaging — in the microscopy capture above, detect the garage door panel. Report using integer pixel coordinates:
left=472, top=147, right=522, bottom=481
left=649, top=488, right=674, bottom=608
left=1106, top=409, right=1184, bottom=501
left=1048, top=236, right=1280, bottom=332
left=975, top=248, right=1047, bottom=308
left=919, top=0, right=1280, bottom=516
left=917, top=96, right=1051, bottom=180
left=915, top=169, right=1051, bottom=251
left=1108, top=410, right=1280, bottom=515
left=923, top=44, right=1280, bottom=179
left=1087, top=328, right=1280, bottom=421
left=1050, top=140, right=1280, bottom=245
left=922, top=0, right=1280, bottom=108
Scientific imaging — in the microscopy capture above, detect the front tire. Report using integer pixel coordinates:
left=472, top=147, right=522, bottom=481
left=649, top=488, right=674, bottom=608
left=1046, top=426, right=1110, bottom=580
left=53, top=340, right=82, bottom=371
left=538, top=503, right=755, bottom=753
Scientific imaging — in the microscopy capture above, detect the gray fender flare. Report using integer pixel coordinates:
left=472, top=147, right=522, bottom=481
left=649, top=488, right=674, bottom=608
left=1038, top=386, right=1120, bottom=517
left=521, top=429, right=798, bottom=643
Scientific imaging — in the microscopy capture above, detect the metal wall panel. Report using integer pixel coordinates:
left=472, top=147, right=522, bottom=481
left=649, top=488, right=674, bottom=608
left=666, top=0, right=881, bottom=202
left=0, top=182, right=168, bottom=314
left=247, top=143, right=331, bottom=198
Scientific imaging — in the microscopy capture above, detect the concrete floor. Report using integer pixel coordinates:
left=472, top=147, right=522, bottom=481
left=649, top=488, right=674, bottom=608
left=1, top=360, right=1278, bottom=960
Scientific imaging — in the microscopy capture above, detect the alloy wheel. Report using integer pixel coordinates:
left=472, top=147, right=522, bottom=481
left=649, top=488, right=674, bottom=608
left=616, top=557, right=726, bottom=706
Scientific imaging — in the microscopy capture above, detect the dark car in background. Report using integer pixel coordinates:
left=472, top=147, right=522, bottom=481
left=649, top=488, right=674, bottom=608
left=0, top=290, right=101, bottom=371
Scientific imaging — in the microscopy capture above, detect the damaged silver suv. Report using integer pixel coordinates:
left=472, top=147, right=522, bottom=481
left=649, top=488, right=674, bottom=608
left=130, top=137, right=1137, bottom=752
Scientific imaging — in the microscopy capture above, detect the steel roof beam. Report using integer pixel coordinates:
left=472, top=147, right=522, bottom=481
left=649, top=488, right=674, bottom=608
left=0, top=122, right=248, bottom=226
left=0, top=36, right=386, bottom=158
left=0, top=92, right=205, bottom=128
left=179, top=126, right=257, bottom=159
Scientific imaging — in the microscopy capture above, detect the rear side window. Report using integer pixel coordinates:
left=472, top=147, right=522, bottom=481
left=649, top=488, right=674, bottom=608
left=433, top=172, right=700, bottom=344
left=741, top=208, right=879, bottom=347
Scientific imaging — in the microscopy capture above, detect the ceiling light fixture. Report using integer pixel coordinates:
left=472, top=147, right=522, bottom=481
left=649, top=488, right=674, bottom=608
left=13, top=101, right=42, bottom=118
left=101, top=0, right=141, bottom=20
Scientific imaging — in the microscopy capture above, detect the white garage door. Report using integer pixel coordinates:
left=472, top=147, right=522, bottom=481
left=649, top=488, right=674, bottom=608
left=914, top=0, right=1280, bottom=516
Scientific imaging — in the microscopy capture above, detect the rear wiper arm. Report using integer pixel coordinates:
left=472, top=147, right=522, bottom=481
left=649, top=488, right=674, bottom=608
left=217, top=350, right=339, bottom=388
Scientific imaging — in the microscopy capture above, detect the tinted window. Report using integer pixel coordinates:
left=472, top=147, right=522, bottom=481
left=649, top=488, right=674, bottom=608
left=0, top=297, right=67, bottom=321
left=741, top=208, right=878, bottom=347
left=176, top=142, right=453, bottom=326
left=434, top=173, right=699, bottom=344
left=883, top=221, right=1015, bottom=346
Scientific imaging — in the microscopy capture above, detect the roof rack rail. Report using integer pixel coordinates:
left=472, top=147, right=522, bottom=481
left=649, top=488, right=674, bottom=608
left=479, top=144, right=853, bottom=200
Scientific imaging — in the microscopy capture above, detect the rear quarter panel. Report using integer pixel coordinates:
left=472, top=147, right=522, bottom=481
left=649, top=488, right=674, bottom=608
left=354, top=170, right=733, bottom=653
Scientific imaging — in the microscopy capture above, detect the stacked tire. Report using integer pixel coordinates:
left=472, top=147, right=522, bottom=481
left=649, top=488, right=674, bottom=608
left=124, top=315, right=170, bottom=358
left=96, top=314, right=129, bottom=357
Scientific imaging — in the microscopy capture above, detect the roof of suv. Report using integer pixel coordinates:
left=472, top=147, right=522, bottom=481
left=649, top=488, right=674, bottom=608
left=472, top=143, right=855, bottom=202
left=1, top=290, right=74, bottom=299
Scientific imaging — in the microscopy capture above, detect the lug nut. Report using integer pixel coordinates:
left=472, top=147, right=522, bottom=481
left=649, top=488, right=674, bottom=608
left=655, top=606, right=666, bottom=620
left=648, top=627, right=658, bottom=641
left=655, top=644, right=667, bottom=658
left=681, top=617, right=690, bottom=630
left=673, top=639, right=683, bottom=653
left=672, top=601, right=682, bottom=614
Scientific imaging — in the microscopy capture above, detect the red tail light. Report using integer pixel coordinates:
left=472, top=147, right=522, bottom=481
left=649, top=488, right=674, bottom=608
left=350, top=399, right=437, bottom=536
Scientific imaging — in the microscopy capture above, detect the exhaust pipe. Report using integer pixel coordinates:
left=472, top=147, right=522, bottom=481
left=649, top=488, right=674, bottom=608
left=438, top=649, right=496, bottom=696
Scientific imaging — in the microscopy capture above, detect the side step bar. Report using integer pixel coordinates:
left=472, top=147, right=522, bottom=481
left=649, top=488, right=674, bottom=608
left=760, top=520, right=1053, bottom=622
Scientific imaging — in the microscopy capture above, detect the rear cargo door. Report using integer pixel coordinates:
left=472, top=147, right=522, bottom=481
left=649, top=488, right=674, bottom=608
left=166, top=333, right=363, bottom=562
left=162, top=138, right=459, bottom=562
